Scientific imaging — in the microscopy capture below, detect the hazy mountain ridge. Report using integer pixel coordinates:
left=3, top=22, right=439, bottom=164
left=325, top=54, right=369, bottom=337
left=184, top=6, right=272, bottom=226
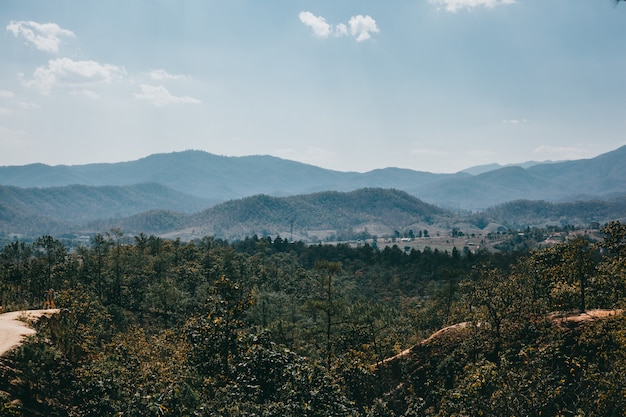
left=0, top=183, right=210, bottom=235
left=1, top=146, right=625, bottom=210
left=1, top=146, right=626, bottom=239
left=460, top=160, right=553, bottom=175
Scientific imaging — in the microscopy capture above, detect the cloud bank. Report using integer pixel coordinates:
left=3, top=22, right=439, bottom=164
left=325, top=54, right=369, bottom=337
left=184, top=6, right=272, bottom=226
left=134, top=84, right=201, bottom=107
left=6, top=21, right=75, bottom=53
left=299, top=12, right=379, bottom=42
left=429, top=0, right=516, bottom=12
left=148, top=69, right=186, bottom=81
left=24, top=58, right=125, bottom=94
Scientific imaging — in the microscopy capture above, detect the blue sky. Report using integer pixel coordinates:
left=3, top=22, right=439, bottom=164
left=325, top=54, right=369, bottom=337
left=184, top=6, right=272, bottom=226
left=1, top=0, right=625, bottom=173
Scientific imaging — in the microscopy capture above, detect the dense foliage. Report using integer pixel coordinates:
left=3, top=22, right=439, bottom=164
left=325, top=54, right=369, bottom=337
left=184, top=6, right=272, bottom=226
left=0, top=222, right=625, bottom=416
left=475, top=198, right=626, bottom=230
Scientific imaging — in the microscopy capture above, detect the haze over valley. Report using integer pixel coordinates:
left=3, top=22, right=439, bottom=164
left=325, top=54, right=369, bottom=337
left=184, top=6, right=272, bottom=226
left=1, top=145, right=625, bottom=242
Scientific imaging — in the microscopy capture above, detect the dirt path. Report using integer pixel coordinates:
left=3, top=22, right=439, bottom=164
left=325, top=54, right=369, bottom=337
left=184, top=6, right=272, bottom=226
left=0, top=309, right=60, bottom=356
left=381, top=309, right=623, bottom=366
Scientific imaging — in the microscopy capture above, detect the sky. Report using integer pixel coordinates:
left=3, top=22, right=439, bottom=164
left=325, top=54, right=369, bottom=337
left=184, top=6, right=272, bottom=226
left=1, top=0, right=625, bottom=173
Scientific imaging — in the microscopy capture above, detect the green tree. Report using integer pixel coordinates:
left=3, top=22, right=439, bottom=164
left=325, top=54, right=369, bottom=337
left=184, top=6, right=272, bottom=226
left=185, top=275, right=253, bottom=377
left=32, top=235, right=66, bottom=297
left=0, top=240, right=32, bottom=308
left=88, top=233, right=111, bottom=302
left=596, top=221, right=626, bottom=307
left=50, top=285, right=112, bottom=362
left=310, top=260, right=343, bottom=370
left=547, top=237, right=597, bottom=312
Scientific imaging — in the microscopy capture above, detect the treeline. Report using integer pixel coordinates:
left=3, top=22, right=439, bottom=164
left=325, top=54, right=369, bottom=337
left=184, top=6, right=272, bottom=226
left=0, top=223, right=625, bottom=416
left=474, top=198, right=626, bottom=229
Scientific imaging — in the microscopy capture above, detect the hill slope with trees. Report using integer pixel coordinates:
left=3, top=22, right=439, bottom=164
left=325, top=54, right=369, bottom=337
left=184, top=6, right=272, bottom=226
left=0, top=183, right=209, bottom=236
left=3, top=185, right=626, bottom=243
left=0, top=221, right=625, bottom=416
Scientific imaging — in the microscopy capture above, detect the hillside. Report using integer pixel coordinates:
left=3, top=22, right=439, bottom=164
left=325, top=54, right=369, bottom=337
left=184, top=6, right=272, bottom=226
left=0, top=183, right=209, bottom=236
left=527, top=144, right=626, bottom=198
left=3, top=183, right=625, bottom=242
left=0, top=151, right=462, bottom=202
left=0, top=219, right=624, bottom=417
left=378, top=309, right=626, bottom=415
left=2, top=146, right=624, bottom=210
left=0, top=199, right=69, bottom=236
left=474, top=197, right=626, bottom=228
left=91, top=188, right=449, bottom=241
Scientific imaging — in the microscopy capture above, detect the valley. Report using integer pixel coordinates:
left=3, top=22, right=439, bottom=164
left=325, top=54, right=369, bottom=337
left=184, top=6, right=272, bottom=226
left=1, top=148, right=625, bottom=416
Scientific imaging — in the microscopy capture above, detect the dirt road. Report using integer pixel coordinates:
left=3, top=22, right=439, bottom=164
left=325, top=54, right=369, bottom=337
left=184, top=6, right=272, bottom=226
left=0, top=309, right=59, bottom=356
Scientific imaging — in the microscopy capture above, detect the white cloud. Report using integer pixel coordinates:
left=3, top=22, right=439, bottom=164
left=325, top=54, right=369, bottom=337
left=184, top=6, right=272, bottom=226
left=299, top=11, right=332, bottom=38
left=24, top=58, right=125, bottom=94
left=0, top=90, right=16, bottom=98
left=148, top=69, right=186, bottom=81
left=0, top=108, right=12, bottom=116
left=335, top=23, right=348, bottom=37
left=134, top=84, right=201, bottom=106
left=349, top=15, right=380, bottom=42
left=299, top=12, right=379, bottom=41
left=6, top=20, right=75, bottom=53
left=502, top=118, right=527, bottom=124
left=429, top=0, right=516, bottom=13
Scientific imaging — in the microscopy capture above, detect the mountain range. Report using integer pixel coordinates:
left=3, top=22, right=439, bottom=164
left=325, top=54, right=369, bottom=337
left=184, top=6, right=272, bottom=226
left=0, top=146, right=625, bottom=240
left=2, top=146, right=625, bottom=210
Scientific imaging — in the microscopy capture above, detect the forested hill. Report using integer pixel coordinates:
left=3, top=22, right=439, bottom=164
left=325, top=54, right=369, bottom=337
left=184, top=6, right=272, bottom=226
left=471, top=197, right=626, bottom=229
left=3, top=185, right=626, bottom=240
left=93, top=188, right=449, bottom=240
left=0, top=183, right=209, bottom=235
left=1, top=145, right=625, bottom=210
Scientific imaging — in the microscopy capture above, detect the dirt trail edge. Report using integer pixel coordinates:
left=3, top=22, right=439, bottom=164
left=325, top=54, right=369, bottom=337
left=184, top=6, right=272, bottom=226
left=381, top=309, right=623, bottom=366
left=0, top=309, right=60, bottom=356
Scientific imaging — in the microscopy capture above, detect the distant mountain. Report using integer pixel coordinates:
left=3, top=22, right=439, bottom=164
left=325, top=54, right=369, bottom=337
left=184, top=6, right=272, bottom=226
left=525, top=146, right=626, bottom=199
left=0, top=150, right=464, bottom=204
left=472, top=197, right=626, bottom=229
left=2, top=183, right=624, bottom=241
left=1, top=145, right=625, bottom=212
left=95, top=188, right=449, bottom=241
left=417, top=146, right=626, bottom=209
left=0, top=199, right=69, bottom=236
left=0, top=183, right=210, bottom=235
left=460, top=160, right=552, bottom=176
left=412, top=166, right=558, bottom=210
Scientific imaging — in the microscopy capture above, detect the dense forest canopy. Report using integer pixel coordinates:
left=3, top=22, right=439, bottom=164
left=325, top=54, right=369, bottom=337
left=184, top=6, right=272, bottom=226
left=0, top=222, right=625, bottom=416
